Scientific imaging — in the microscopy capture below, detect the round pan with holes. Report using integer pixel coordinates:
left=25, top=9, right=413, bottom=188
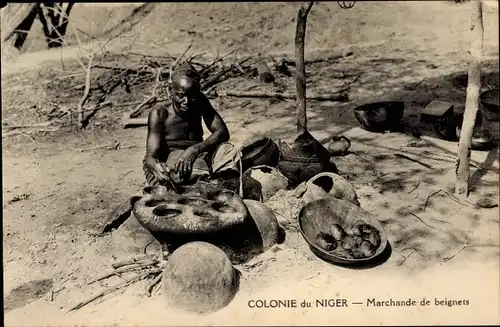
left=133, top=190, right=249, bottom=236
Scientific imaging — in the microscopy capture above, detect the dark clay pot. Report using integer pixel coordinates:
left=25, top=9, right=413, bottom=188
left=479, top=88, right=499, bottom=122
left=277, top=131, right=337, bottom=187
left=239, top=135, right=280, bottom=172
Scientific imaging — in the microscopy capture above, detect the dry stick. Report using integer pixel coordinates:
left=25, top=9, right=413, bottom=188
left=146, top=271, right=163, bottom=297
left=201, top=65, right=239, bottom=91
left=87, top=260, right=159, bottom=285
left=409, top=213, right=435, bottom=229
left=407, top=181, right=421, bottom=194
left=69, top=268, right=161, bottom=312
left=396, top=251, right=414, bottom=267
left=394, top=153, right=434, bottom=169
left=81, top=75, right=125, bottom=128
left=2, top=122, right=52, bottom=130
left=441, top=189, right=476, bottom=208
left=238, top=150, right=244, bottom=198
left=2, top=128, right=60, bottom=138
left=111, top=255, right=153, bottom=269
left=169, top=40, right=194, bottom=80
left=424, top=189, right=442, bottom=210
left=123, top=43, right=193, bottom=127
left=431, top=218, right=450, bottom=225
left=442, top=230, right=472, bottom=262
left=128, top=67, right=164, bottom=119
left=77, top=53, right=94, bottom=129
left=295, top=1, right=315, bottom=134
left=455, top=0, right=484, bottom=198
left=214, top=90, right=349, bottom=102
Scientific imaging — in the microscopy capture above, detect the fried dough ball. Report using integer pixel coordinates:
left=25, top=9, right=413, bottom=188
left=329, top=223, right=346, bottom=241
left=316, top=232, right=338, bottom=251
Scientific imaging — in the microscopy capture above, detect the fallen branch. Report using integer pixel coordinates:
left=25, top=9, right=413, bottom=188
left=87, top=259, right=159, bottom=285
left=424, top=189, right=442, bottom=210
left=122, top=117, right=148, bottom=128
left=2, top=122, right=52, bottom=130
left=170, top=40, right=193, bottom=76
left=69, top=268, right=161, bottom=312
left=201, top=65, right=239, bottom=91
left=111, top=255, right=153, bottom=269
left=280, top=50, right=354, bottom=66
left=409, top=213, right=435, bottom=229
left=2, top=128, right=60, bottom=138
left=442, top=230, right=472, bottom=262
left=396, top=250, right=414, bottom=267
left=395, top=153, right=434, bottom=169
left=441, top=189, right=476, bottom=208
left=146, top=271, right=163, bottom=297
left=77, top=53, right=95, bottom=129
left=124, top=67, right=165, bottom=121
left=407, top=181, right=421, bottom=194
left=214, top=89, right=349, bottom=102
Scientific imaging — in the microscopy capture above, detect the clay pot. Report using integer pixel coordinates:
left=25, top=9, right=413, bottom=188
left=327, top=135, right=352, bottom=156
left=242, top=199, right=281, bottom=251
left=296, top=172, right=360, bottom=206
left=479, top=88, right=499, bottom=122
left=242, top=165, right=290, bottom=202
left=239, top=135, right=280, bottom=172
left=163, top=242, right=239, bottom=314
left=277, top=131, right=337, bottom=186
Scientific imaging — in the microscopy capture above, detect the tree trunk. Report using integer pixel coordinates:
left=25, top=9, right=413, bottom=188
left=4, top=4, right=39, bottom=50
left=295, top=1, right=314, bottom=134
left=455, top=0, right=484, bottom=197
left=2, top=4, right=37, bottom=41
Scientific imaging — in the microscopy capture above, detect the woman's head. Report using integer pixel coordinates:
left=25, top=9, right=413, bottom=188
left=170, top=63, right=202, bottom=113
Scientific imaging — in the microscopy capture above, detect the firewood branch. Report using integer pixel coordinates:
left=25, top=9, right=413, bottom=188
left=77, top=53, right=94, bottom=129
left=213, top=89, right=349, bottom=102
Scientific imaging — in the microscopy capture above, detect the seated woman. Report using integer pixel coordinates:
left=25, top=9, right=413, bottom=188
left=142, top=63, right=239, bottom=188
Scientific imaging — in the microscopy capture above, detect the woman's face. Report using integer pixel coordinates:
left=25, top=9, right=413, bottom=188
left=171, top=76, right=200, bottom=113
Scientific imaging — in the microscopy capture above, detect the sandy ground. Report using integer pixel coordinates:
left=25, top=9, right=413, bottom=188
left=2, top=1, right=500, bottom=326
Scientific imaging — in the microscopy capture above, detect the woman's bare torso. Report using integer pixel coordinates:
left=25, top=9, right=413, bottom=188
left=163, top=101, right=204, bottom=143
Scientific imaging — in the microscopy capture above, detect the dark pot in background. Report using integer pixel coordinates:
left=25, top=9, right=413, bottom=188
left=479, top=88, right=499, bottom=122
left=353, top=101, right=405, bottom=132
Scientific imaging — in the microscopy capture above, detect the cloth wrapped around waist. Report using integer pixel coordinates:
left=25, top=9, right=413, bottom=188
left=164, top=141, right=240, bottom=180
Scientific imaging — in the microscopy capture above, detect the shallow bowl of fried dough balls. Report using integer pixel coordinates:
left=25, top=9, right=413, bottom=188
left=298, top=197, right=388, bottom=265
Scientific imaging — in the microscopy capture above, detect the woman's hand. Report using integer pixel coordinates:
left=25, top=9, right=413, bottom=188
left=152, top=162, right=170, bottom=182
left=174, top=146, right=199, bottom=181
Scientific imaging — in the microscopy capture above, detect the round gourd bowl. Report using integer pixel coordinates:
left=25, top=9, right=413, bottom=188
left=353, top=101, right=405, bottom=132
left=298, top=197, right=388, bottom=266
left=479, top=88, right=499, bottom=122
left=163, top=241, right=239, bottom=314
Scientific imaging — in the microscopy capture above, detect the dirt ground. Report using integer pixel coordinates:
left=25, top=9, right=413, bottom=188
left=2, top=1, right=499, bottom=326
